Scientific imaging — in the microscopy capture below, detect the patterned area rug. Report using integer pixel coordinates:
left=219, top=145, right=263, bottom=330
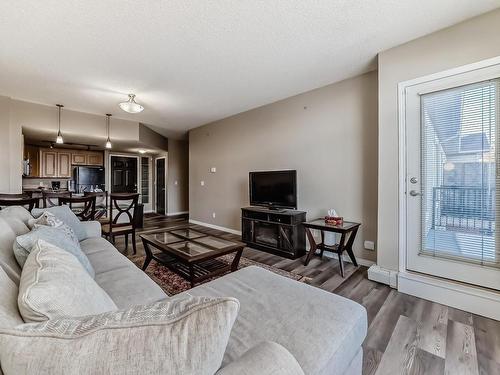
left=130, top=253, right=306, bottom=296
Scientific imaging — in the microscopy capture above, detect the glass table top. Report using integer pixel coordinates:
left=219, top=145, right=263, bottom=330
left=169, top=228, right=206, bottom=240
left=168, top=241, right=215, bottom=256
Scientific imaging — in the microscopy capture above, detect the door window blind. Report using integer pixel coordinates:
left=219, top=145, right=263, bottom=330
left=420, top=78, right=500, bottom=267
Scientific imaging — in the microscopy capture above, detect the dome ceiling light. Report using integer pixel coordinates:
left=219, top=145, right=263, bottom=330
left=119, top=94, right=144, bottom=114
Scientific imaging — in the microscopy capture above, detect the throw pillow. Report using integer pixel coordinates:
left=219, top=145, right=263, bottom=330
left=0, top=295, right=239, bottom=375
left=18, top=240, right=116, bottom=323
left=31, top=205, right=86, bottom=241
left=13, top=225, right=94, bottom=278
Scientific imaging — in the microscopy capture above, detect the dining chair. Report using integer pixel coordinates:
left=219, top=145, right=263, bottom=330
left=42, top=191, right=72, bottom=208
left=83, top=191, right=108, bottom=220
left=0, top=196, right=39, bottom=211
left=101, top=193, right=139, bottom=254
left=59, top=195, right=97, bottom=221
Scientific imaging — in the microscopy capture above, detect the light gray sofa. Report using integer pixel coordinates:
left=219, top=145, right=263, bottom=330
left=0, top=206, right=367, bottom=374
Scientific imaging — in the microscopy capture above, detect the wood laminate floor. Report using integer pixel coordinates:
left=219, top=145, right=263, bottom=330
left=115, top=213, right=500, bottom=375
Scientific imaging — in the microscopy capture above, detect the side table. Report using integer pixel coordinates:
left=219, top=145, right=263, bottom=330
left=303, top=219, right=361, bottom=277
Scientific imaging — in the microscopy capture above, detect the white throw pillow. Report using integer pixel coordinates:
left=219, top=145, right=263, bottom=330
left=18, top=240, right=116, bottom=323
left=31, top=206, right=86, bottom=241
left=0, top=295, right=239, bottom=375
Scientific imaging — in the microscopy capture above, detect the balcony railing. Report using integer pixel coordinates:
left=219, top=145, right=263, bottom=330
left=432, top=186, right=495, bottom=235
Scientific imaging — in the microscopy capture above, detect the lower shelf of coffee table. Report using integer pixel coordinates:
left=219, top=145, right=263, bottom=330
left=153, top=252, right=232, bottom=284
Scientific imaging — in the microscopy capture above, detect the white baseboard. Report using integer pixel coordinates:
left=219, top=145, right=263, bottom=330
left=368, top=265, right=398, bottom=288
left=398, top=271, right=500, bottom=321
left=188, top=219, right=242, bottom=235
left=167, top=211, right=189, bottom=216
left=322, top=252, right=375, bottom=268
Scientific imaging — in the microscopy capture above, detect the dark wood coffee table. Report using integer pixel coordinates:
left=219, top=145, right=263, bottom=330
left=140, top=227, right=245, bottom=287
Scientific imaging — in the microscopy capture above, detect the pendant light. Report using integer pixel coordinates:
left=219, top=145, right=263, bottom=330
left=119, top=94, right=144, bottom=114
left=105, top=114, right=112, bottom=149
left=55, top=104, right=64, bottom=144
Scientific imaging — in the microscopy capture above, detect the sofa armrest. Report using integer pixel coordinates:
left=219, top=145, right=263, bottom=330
left=216, top=341, right=304, bottom=375
left=80, top=220, right=101, bottom=239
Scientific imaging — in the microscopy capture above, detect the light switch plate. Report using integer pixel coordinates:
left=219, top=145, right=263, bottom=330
left=210, top=167, right=216, bottom=173
left=174, top=180, right=178, bottom=185
left=200, top=181, right=205, bottom=186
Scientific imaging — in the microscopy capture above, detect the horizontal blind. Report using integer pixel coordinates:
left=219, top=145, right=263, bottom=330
left=420, top=78, right=500, bottom=267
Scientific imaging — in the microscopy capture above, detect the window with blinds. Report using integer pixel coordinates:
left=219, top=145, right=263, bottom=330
left=141, top=157, right=150, bottom=204
left=421, top=79, right=500, bottom=267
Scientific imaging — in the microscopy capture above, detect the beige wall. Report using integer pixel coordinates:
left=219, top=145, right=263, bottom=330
left=0, top=96, right=23, bottom=193
left=190, top=71, right=378, bottom=261
left=167, top=139, right=189, bottom=214
left=377, top=9, right=500, bottom=271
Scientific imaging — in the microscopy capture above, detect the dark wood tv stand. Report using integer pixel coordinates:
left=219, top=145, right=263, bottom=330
left=241, top=206, right=306, bottom=259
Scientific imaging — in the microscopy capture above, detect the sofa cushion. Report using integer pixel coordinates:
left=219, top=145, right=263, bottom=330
left=216, top=341, right=305, bottom=375
left=14, top=226, right=94, bottom=278
left=32, top=205, right=86, bottom=241
left=0, top=207, right=32, bottom=284
left=0, top=295, right=240, bottom=375
left=0, top=266, right=23, bottom=329
left=80, top=237, right=168, bottom=308
left=186, top=266, right=368, bottom=375
left=18, top=240, right=117, bottom=323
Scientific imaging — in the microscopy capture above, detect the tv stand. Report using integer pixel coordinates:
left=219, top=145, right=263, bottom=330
left=241, top=206, right=306, bottom=259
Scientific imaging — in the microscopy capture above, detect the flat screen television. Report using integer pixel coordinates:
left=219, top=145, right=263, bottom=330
left=249, top=170, right=297, bottom=210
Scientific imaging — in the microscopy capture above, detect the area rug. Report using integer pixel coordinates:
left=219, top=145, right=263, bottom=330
left=130, top=253, right=307, bottom=296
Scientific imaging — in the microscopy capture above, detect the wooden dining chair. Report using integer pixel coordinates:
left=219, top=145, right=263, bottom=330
left=83, top=191, right=108, bottom=220
left=101, top=193, right=139, bottom=254
left=42, top=191, right=72, bottom=208
left=0, top=196, right=39, bottom=211
left=59, top=196, right=96, bottom=221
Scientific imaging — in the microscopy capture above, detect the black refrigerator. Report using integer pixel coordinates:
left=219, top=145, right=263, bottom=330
left=72, top=166, right=105, bottom=193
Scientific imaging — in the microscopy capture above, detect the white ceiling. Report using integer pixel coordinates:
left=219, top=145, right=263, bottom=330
left=1, top=1, right=499, bottom=138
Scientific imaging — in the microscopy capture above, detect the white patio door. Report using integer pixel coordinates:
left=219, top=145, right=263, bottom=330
left=405, top=65, right=500, bottom=290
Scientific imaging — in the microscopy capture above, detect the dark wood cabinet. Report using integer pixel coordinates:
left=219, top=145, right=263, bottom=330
left=241, top=207, right=306, bottom=259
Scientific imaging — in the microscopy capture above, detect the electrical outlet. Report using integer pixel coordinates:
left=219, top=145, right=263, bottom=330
left=200, top=180, right=205, bottom=186
left=212, top=212, right=216, bottom=218
left=364, top=240, right=375, bottom=251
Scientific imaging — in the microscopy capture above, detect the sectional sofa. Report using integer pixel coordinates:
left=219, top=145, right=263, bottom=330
left=0, top=206, right=367, bottom=374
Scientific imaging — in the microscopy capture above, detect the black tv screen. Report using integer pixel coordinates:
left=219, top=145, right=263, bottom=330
left=249, top=170, right=297, bottom=209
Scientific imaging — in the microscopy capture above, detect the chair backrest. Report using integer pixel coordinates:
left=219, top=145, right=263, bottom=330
left=84, top=191, right=108, bottom=220
left=0, top=197, right=39, bottom=211
left=59, top=196, right=96, bottom=221
left=109, top=193, right=139, bottom=227
left=42, top=191, right=72, bottom=208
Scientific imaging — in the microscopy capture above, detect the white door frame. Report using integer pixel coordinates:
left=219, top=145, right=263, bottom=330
left=397, top=55, right=500, bottom=320
left=154, top=156, right=167, bottom=214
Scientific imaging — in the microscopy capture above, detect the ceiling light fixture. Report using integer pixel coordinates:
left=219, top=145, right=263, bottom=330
left=138, top=149, right=146, bottom=154
left=119, top=94, right=144, bottom=114
left=55, top=104, right=64, bottom=144
left=105, top=114, right=112, bottom=149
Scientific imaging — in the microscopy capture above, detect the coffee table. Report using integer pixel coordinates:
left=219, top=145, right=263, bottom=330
left=140, top=227, right=245, bottom=286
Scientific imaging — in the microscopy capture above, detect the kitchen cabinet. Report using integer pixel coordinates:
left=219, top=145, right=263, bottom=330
left=37, top=148, right=104, bottom=177
left=71, top=152, right=87, bottom=165
left=87, top=152, right=104, bottom=166
left=40, top=150, right=58, bottom=177
left=58, top=152, right=72, bottom=178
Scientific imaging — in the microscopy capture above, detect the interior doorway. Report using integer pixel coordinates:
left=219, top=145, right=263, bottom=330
left=111, top=156, right=138, bottom=193
left=156, top=157, right=166, bottom=214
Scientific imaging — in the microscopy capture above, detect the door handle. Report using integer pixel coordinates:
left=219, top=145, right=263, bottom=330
left=409, top=190, right=422, bottom=197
